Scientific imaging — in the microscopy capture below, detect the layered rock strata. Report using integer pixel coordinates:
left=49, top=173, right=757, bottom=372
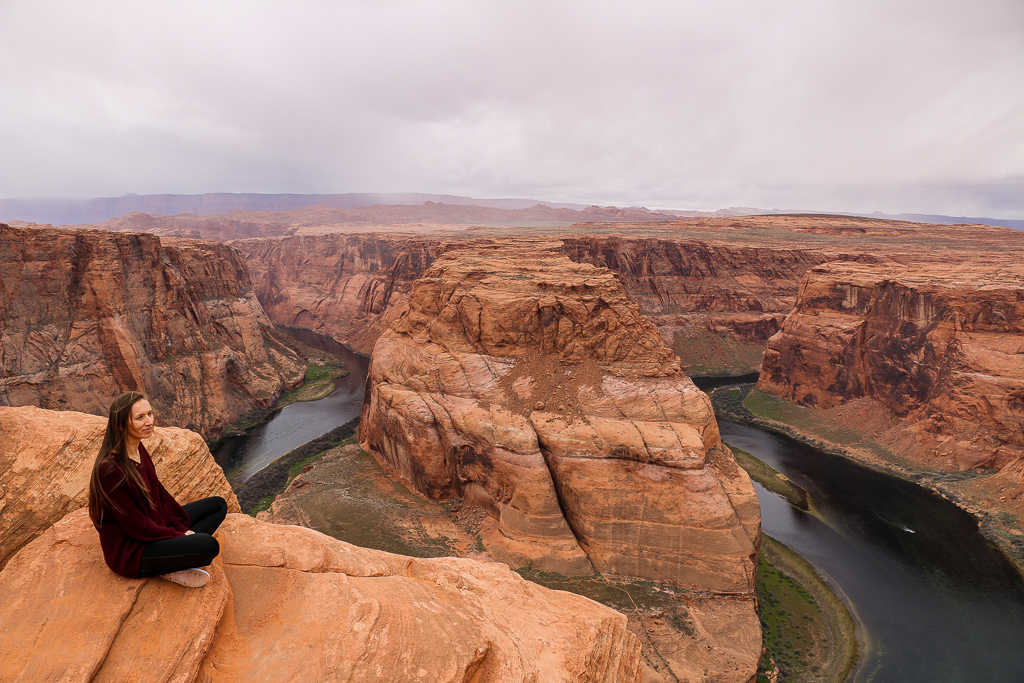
left=0, top=405, right=239, bottom=569
left=556, top=236, right=831, bottom=374
left=235, top=231, right=827, bottom=372
left=360, top=239, right=760, bottom=593
left=234, top=234, right=440, bottom=354
left=0, top=509, right=643, bottom=683
left=0, top=224, right=305, bottom=439
left=759, top=261, right=1024, bottom=471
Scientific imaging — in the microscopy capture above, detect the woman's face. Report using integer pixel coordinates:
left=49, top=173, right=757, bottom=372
left=125, top=399, right=155, bottom=441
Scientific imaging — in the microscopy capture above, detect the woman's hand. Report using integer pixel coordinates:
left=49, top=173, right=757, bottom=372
left=184, top=530, right=195, bottom=536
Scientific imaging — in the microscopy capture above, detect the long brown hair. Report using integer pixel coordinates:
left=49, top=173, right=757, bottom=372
left=87, top=391, right=155, bottom=527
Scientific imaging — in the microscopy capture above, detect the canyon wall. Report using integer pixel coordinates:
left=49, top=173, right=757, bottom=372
left=233, top=234, right=440, bottom=355
left=556, top=236, right=834, bottom=374
left=0, top=408, right=642, bottom=682
left=359, top=239, right=761, bottom=593
left=759, top=261, right=1024, bottom=471
left=0, top=224, right=305, bottom=440
left=236, top=231, right=824, bottom=373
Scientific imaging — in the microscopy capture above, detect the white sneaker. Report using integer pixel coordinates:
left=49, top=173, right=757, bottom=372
left=159, top=568, right=210, bottom=588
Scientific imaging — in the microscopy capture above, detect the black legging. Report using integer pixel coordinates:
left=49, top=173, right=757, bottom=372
left=137, top=496, right=228, bottom=578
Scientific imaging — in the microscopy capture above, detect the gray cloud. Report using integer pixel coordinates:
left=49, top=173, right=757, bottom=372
left=2, top=0, right=1022, bottom=217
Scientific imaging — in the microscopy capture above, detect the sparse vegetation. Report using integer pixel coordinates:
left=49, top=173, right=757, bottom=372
left=730, top=444, right=809, bottom=511
left=673, top=329, right=766, bottom=377
left=756, top=536, right=859, bottom=683
left=275, top=360, right=347, bottom=408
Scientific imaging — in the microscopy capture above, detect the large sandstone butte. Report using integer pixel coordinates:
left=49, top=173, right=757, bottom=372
left=0, top=405, right=240, bottom=569
left=759, top=261, right=1024, bottom=472
left=360, top=239, right=761, bottom=593
left=0, top=407, right=642, bottom=682
left=0, top=223, right=305, bottom=440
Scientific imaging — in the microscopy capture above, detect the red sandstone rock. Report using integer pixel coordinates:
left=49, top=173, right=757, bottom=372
left=234, top=234, right=440, bottom=354
left=759, top=261, right=1024, bottom=471
left=360, top=239, right=761, bottom=594
left=0, top=405, right=240, bottom=569
left=0, top=224, right=305, bottom=439
left=0, top=509, right=643, bottom=683
left=234, top=231, right=824, bottom=371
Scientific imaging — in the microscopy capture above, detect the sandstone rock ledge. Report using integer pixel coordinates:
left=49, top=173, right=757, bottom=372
left=0, top=510, right=642, bottom=683
left=0, top=406, right=240, bottom=569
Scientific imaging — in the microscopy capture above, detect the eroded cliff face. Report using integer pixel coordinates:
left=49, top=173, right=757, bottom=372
left=235, top=231, right=822, bottom=374
left=359, top=239, right=761, bottom=593
left=233, top=234, right=440, bottom=355
left=0, top=408, right=641, bottom=683
left=557, top=236, right=834, bottom=375
left=759, top=261, right=1024, bottom=471
left=0, top=224, right=305, bottom=439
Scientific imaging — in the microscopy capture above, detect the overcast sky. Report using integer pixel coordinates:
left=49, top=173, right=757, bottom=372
left=2, top=0, right=1022, bottom=217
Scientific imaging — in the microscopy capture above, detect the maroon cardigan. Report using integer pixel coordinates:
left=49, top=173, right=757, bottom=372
left=96, top=443, right=191, bottom=578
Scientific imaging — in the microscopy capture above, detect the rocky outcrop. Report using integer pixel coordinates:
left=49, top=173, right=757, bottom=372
left=0, top=509, right=643, bottom=683
left=759, top=261, right=1024, bottom=471
left=360, top=239, right=760, bottom=594
left=0, top=405, right=240, bottom=569
left=234, top=234, right=441, bottom=354
left=0, top=224, right=305, bottom=439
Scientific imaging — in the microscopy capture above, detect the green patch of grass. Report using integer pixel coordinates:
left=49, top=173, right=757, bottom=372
left=742, top=388, right=904, bottom=466
left=709, top=384, right=757, bottom=421
left=275, top=360, right=347, bottom=408
left=756, top=536, right=859, bottom=682
left=249, top=496, right=276, bottom=516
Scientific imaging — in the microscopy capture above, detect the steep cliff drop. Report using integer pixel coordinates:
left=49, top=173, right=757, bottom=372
left=0, top=407, right=642, bottom=683
left=0, top=224, right=305, bottom=440
left=234, top=230, right=822, bottom=375
left=234, top=233, right=440, bottom=355
left=760, top=261, right=1024, bottom=472
left=360, top=238, right=761, bottom=586
left=757, top=261, right=1024, bottom=562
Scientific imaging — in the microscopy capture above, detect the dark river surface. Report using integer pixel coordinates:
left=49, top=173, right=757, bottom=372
left=719, top=420, right=1024, bottom=682
left=213, top=351, right=1024, bottom=681
left=211, top=328, right=370, bottom=485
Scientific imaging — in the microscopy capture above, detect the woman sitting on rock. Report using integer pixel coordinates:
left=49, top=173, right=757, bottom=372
left=87, top=391, right=227, bottom=588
